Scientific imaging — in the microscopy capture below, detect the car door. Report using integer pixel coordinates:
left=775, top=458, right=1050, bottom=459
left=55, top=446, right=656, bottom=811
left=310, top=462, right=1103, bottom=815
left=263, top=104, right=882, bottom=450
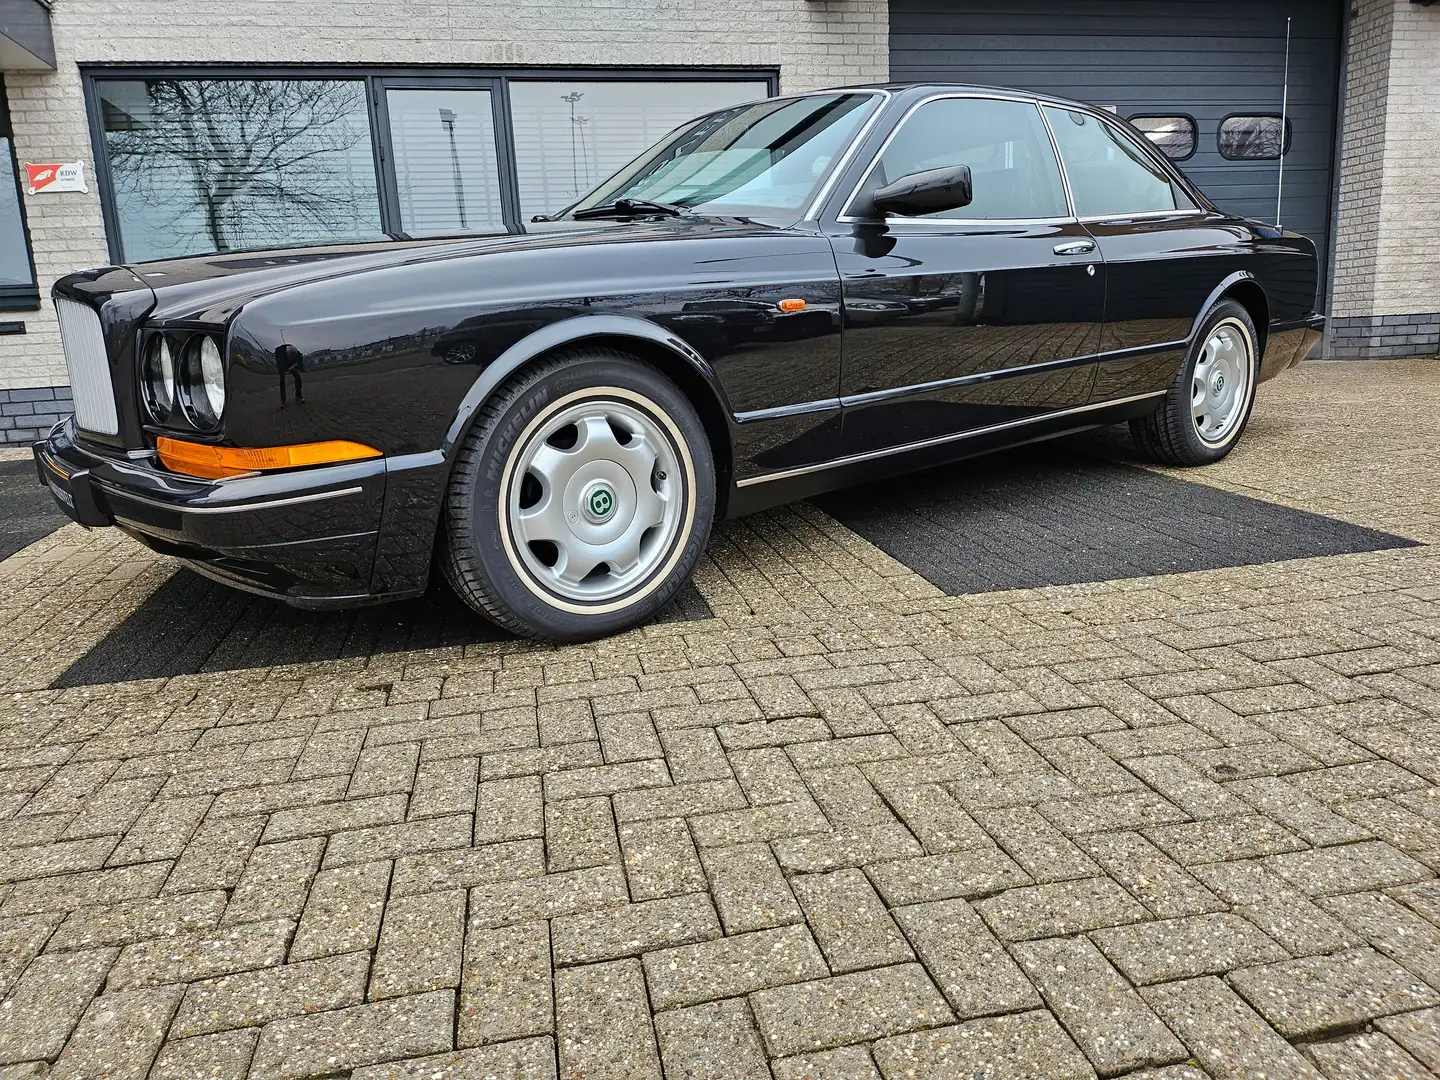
left=1040, top=105, right=1250, bottom=404
left=827, top=93, right=1106, bottom=458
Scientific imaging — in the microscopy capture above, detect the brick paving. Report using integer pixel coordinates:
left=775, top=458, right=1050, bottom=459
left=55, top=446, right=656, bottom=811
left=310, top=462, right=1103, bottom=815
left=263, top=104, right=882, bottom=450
left=0, top=358, right=1437, bottom=1079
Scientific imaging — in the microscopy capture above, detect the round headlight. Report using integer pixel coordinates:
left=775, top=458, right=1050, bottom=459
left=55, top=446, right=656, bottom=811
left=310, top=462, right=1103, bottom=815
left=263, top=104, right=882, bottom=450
left=182, top=334, right=226, bottom=429
left=143, top=336, right=175, bottom=421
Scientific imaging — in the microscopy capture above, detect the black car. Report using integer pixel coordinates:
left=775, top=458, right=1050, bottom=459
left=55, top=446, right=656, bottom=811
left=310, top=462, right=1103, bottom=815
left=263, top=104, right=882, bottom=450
left=35, top=84, right=1324, bottom=641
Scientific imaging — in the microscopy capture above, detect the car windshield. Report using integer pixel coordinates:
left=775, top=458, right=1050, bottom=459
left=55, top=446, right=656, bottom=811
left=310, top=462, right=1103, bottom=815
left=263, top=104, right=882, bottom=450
left=564, top=92, right=880, bottom=219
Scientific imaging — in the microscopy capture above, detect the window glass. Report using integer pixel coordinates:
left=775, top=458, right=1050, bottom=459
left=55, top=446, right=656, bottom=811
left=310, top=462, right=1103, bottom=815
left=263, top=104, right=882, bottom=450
left=1044, top=107, right=1178, bottom=218
left=570, top=93, right=876, bottom=220
left=509, top=80, right=769, bottom=220
left=869, top=97, right=1067, bottom=220
left=1218, top=115, right=1291, bottom=160
left=386, top=89, right=505, bottom=236
left=0, top=136, right=35, bottom=293
left=98, top=78, right=384, bottom=262
left=1129, top=115, right=1197, bottom=160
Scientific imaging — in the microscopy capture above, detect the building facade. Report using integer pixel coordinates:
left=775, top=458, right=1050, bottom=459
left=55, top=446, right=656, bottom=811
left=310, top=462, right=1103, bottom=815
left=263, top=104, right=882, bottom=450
left=0, top=0, right=1434, bottom=444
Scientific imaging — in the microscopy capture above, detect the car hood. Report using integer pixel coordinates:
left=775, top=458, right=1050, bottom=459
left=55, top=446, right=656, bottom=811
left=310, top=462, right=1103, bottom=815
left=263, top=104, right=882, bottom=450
left=121, top=216, right=793, bottom=324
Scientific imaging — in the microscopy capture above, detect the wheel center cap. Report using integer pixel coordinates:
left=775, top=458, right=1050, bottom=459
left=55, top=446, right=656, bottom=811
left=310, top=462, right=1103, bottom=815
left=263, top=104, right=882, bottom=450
left=1212, top=372, right=1225, bottom=396
left=581, top=481, right=617, bottom=523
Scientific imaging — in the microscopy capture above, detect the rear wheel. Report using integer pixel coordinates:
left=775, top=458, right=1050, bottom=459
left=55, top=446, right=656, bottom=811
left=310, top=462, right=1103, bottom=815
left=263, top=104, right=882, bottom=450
left=1131, top=298, right=1258, bottom=466
left=441, top=347, right=715, bottom=642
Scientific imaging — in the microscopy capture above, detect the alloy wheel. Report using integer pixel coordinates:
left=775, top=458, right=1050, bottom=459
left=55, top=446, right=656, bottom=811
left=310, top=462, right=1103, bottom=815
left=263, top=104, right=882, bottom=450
left=1191, top=319, right=1252, bottom=444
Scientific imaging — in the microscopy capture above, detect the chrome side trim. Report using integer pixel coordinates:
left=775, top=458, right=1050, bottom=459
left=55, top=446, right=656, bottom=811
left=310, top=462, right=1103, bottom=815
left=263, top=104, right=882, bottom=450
left=734, top=397, right=841, bottom=423
left=1077, top=209, right=1209, bottom=225
left=802, top=90, right=893, bottom=221
left=93, top=484, right=365, bottom=515
left=734, top=390, right=1166, bottom=488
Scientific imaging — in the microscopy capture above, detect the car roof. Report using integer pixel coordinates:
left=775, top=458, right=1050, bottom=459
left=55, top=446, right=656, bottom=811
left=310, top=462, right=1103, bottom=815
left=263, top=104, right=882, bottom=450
left=822, top=82, right=1111, bottom=113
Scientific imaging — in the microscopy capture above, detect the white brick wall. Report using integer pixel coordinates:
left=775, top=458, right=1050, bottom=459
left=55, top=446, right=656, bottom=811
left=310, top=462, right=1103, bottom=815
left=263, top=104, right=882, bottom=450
left=1331, top=0, right=1440, bottom=323
left=1, top=0, right=889, bottom=390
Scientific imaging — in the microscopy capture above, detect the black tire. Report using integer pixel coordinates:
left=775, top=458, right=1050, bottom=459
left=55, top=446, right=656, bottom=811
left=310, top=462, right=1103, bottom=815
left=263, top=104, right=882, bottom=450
left=1131, top=298, right=1260, bottom=466
left=440, top=346, right=716, bottom=643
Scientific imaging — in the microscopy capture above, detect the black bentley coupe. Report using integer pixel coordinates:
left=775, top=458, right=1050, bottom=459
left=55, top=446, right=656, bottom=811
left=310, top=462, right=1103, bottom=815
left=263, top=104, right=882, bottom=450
left=36, top=84, right=1323, bottom=641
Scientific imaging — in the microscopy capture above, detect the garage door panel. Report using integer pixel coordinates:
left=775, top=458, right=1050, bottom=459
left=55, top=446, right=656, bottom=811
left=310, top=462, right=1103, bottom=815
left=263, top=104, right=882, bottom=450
left=891, top=0, right=1341, bottom=302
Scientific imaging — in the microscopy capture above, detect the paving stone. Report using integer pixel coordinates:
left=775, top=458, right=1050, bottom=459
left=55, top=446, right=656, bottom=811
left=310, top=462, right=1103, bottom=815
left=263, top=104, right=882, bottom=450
left=555, top=959, right=661, bottom=1080
left=729, top=747, right=811, bottom=805
left=51, top=894, right=216, bottom=958
left=248, top=988, right=455, bottom=1079
left=1090, top=912, right=1289, bottom=984
left=1141, top=976, right=1323, bottom=1080
left=0, top=947, right=115, bottom=1063
left=551, top=892, right=720, bottom=965
left=0, top=913, right=59, bottom=998
left=1338, top=796, right=1440, bottom=868
left=1123, top=755, right=1250, bottom=820
left=891, top=898, right=1039, bottom=1019
left=1034, top=735, right=1146, bottom=795
left=1377, top=1008, right=1440, bottom=1071
left=390, top=840, right=542, bottom=896
left=1303, top=1031, right=1431, bottom=1080
left=870, top=1009, right=1095, bottom=1080
left=792, top=869, right=912, bottom=974
left=771, top=1046, right=883, bottom=1080
left=458, top=921, right=552, bottom=1047
left=1191, top=860, right=1360, bottom=957
left=974, top=877, right=1150, bottom=942
left=701, top=842, right=802, bottom=933
left=0, top=837, right=118, bottom=883
left=48, top=984, right=183, bottom=1080
left=973, top=806, right=1100, bottom=883
left=370, top=889, right=465, bottom=999
left=107, top=917, right=291, bottom=990
left=751, top=963, right=953, bottom=1056
left=291, top=859, right=392, bottom=961
left=654, top=997, right=769, bottom=1080
left=772, top=824, right=923, bottom=873
left=1317, top=890, right=1440, bottom=990
left=1227, top=775, right=1373, bottom=845
left=171, top=952, right=369, bottom=1036
left=643, top=924, right=829, bottom=1010
left=223, top=837, right=323, bottom=925
left=614, top=778, right=750, bottom=825
left=880, top=784, right=991, bottom=853
left=658, top=727, right=732, bottom=782
left=1013, top=935, right=1186, bottom=1076
left=1393, top=881, right=1440, bottom=926
left=1230, top=947, right=1440, bottom=1037
left=616, top=818, right=705, bottom=901
left=468, top=865, right=629, bottom=930
left=473, top=776, right=544, bottom=845
left=209, top=776, right=348, bottom=819
left=409, top=756, right=477, bottom=819
left=1037, top=790, right=1187, bottom=836
left=1266, top=840, right=1432, bottom=895
left=351, top=1037, right=558, bottom=1079
left=1076, top=831, right=1224, bottom=918
left=1287, top=760, right=1427, bottom=805
left=867, top=848, right=1030, bottom=906
left=721, top=716, right=832, bottom=750
left=545, top=796, right=620, bottom=872
left=260, top=795, right=408, bottom=845
left=164, top=815, right=265, bottom=893
left=1144, top=814, right=1306, bottom=864
left=320, top=813, right=472, bottom=869
left=0, top=862, right=170, bottom=918
left=804, top=765, right=897, bottom=829
left=348, top=743, right=420, bottom=798
left=542, top=758, right=671, bottom=801
left=149, top=1029, right=258, bottom=1080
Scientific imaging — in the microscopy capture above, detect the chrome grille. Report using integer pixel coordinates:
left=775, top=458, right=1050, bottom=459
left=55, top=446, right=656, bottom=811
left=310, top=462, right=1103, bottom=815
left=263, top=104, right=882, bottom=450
left=55, top=297, right=119, bottom=436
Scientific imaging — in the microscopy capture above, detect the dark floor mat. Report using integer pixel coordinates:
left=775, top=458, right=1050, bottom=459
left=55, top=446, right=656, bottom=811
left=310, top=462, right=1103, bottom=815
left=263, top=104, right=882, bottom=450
left=812, top=446, right=1418, bottom=595
left=53, top=569, right=712, bottom=687
left=0, top=458, right=66, bottom=561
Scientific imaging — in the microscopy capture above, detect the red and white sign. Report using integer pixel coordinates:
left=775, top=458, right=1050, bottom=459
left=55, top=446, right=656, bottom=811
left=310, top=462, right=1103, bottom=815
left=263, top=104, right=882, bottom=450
left=23, top=161, right=88, bottom=196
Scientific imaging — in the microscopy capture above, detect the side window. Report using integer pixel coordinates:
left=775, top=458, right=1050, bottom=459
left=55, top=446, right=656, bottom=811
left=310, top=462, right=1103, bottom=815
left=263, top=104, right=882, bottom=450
left=1128, top=115, right=1197, bottom=161
left=1218, top=115, right=1291, bottom=160
left=1043, top=106, right=1178, bottom=218
left=866, top=97, right=1068, bottom=220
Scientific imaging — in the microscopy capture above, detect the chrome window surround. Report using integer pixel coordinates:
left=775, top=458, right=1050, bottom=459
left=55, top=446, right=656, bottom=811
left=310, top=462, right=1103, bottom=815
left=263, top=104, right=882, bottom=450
left=833, top=90, right=1209, bottom=228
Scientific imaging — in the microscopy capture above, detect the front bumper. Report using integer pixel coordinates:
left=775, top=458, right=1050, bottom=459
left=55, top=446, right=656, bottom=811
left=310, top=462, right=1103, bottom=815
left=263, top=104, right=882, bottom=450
left=34, top=418, right=393, bottom=607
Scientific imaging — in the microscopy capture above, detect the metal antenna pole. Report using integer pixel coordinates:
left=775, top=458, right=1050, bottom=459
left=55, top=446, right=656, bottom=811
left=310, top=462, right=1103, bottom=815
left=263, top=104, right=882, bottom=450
left=1277, top=16, right=1291, bottom=227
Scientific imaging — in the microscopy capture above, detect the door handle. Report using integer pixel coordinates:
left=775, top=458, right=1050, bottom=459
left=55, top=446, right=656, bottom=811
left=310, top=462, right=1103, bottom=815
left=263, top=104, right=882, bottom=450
left=1054, top=240, right=1097, bottom=256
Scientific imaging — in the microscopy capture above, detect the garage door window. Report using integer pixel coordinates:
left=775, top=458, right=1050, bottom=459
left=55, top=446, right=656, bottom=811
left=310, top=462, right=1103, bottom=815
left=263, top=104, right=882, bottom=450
left=1218, top=115, right=1291, bottom=160
left=869, top=97, right=1068, bottom=220
left=1129, top=115, right=1197, bottom=161
left=1043, top=107, right=1177, bottom=218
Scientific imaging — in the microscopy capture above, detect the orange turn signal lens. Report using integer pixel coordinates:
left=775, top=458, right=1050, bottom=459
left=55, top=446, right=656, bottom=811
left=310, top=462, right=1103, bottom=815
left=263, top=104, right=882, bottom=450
left=156, top=436, right=382, bottom=480
left=777, top=298, right=807, bottom=312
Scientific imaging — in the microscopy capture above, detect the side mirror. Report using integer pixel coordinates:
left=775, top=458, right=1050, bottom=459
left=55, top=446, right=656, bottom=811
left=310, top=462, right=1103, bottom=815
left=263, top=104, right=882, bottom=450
left=870, top=164, right=973, bottom=217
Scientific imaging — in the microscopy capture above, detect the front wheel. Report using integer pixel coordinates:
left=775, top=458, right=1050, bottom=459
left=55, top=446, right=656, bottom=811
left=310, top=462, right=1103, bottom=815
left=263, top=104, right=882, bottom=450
left=440, top=347, right=715, bottom=642
left=1131, top=298, right=1259, bottom=466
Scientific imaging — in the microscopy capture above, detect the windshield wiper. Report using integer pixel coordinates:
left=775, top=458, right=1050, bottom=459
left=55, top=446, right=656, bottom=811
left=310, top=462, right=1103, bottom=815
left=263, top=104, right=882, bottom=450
left=571, top=198, right=689, bottom=220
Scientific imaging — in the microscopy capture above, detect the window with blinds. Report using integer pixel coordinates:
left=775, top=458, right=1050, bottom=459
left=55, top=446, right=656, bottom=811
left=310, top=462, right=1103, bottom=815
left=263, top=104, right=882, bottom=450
left=386, top=89, right=506, bottom=237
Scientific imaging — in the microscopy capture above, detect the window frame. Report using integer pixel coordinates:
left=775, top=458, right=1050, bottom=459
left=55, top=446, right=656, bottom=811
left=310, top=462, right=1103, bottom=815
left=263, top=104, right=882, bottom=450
left=1217, top=113, right=1293, bottom=161
left=1125, top=113, right=1199, bottom=162
left=1044, top=106, right=1204, bottom=223
left=838, top=90, right=1075, bottom=226
left=0, top=78, right=41, bottom=313
left=81, top=65, right=779, bottom=263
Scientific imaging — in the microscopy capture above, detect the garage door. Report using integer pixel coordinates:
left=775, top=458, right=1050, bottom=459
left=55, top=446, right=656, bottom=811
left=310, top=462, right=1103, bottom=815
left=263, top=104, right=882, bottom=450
left=890, top=0, right=1343, bottom=303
